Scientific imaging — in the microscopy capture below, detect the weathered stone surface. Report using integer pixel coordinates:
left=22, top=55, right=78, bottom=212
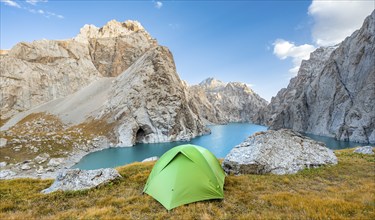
left=21, top=164, right=31, bottom=170
left=0, top=162, right=7, bottom=167
left=34, top=153, right=50, bottom=164
left=189, top=78, right=268, bottom=124
left=222, top=129, right=337, bottom=175
left=47, top=158, right=65, bottom=167
left=41, top=168, right=122, bottom=193
left=354, top=146, right=374, bottom=155
left=0, top=170, right=16, bottom=179
left=0, top=19, right=157, bottom=120
left=98, top=46, right=208, bottom=146
left=75, top=20, right=157, bottom=77
left=0, top=40, right=101, bottom=120
left=266, top=12, right=375, bottom=144
left=142, top=156, right=159, bottom=162
left=0, top=138, right=7, bottom=147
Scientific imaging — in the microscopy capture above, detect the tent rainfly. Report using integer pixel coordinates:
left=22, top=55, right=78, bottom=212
left=143, top=144, right=225, bottom=210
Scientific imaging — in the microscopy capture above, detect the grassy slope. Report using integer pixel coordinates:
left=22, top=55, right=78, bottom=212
left=0, top=149, right=374, bottom=220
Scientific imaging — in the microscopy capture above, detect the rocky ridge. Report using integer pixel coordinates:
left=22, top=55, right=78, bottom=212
left=189, top=78, right=268, bottom=124
left=75, top=20, right=157, bottom=77
left=0, top=20, right=156, bottom=121
left=266, top=11, right=375, bottom=144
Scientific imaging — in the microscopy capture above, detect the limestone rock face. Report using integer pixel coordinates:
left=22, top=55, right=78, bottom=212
left=75, top=20, right=157, bottom=77
left=0, top=40, right=101, bottom=119
left=41, top=168, right=122, bottom=193
left=0, top=19, right=157, bottom=120
left=98, top=46, right=208, bottom=146
left=266, top=11, right=375, bottom=144
left=2, top=46, right=208, bottom=147
left=222, top=129, right=337, bottom=175
left=189, top=78, right=268, bottom=124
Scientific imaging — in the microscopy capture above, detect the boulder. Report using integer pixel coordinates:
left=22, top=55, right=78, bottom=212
left=142, top=156, right=159, bottom=162
left=47, top=158, right=65, bottom=167
left=21, top=164, right=31, bottom=170
left=0, top=170, right=16, bottom=179
left=34, top=153, right=50, bottom=164
left=41, top=168, right=122, bottom=193
left=0, top=162, right=7, bottom=167
left=222, top=129, right=338, bottom=175
left=354, top=146, right=374, bottom=155
left=0, top=138, right=7, bottom=147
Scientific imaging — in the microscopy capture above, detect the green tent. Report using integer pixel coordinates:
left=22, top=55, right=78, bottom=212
left=143, top=144, right=225, bottom=210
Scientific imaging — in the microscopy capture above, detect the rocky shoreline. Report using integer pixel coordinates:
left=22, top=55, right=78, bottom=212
left=0, top=136, right=112, bottom=179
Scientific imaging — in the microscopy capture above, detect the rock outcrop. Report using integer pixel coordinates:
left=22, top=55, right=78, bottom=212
left=189, top=78, right=268, bottom=124
left=353, top=146, right=374, bottom=155
left=0, top=39, right=101, bottom=120
left=222, top=129, right=337, bottom=175
left=74, top=20, right=157, bottom=77
left=98, top=46, right=208, bottom=145
left=0, top=20, right=157, bottom=120
left=41, top=168, right=122, bottom=193
left=266, top=11, right=375, bottom=144
left=1, top=46, right=208, bottom=147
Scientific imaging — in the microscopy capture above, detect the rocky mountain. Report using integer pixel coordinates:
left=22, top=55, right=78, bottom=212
left=0, top=39, right=101, bottom=120
left=266, top=11, right=375, bottom=144
left=0, top=20, right=157, bottom=122
left=97, top=46, right=207, bottom=145
left=189, top=78, right=268, bottom=124
left=0, top=20, right=209, bottom=178
left=74, top=20, right=157, bottom=77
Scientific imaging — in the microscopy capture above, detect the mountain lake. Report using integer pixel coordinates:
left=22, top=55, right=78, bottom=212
left=72, top=123, right=368, bottom=170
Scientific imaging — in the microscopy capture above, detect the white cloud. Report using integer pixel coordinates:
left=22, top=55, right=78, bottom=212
left=154, top=1, right=163, bottom=9
left=45, top=11, right=64, bottom=19
left=308, top=0, right=375, bottom=46
left=38, top=9, right=44, bottom=14
left=273, top=39, right=316, bottom=75
left=26, top=0, right=48, bottom=5
left=1, top=0, right=21, bottom=8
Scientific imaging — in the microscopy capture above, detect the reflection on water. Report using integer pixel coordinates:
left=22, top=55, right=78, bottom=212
left=303, top=133, right=368, bottom=150
left=72, top=123, right=369, bottom=170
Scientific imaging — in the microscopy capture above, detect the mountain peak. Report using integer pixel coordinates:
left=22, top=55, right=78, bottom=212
left=74, top=19, right=153, bottom=44
left=199, top=77, right=226, bottom=87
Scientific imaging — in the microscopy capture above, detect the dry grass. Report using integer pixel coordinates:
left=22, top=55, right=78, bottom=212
left=0, top=149, right=374, bottom=219
left=0, top=113, right=116, bottom=164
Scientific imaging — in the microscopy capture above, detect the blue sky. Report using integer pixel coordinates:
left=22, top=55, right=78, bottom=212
left=1, top=1, right=373, bottom=101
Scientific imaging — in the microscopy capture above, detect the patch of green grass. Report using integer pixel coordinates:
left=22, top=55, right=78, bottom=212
left=0, top=150, right=374, bottom=219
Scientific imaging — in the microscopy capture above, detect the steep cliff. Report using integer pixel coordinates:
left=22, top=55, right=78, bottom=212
left=74, top=20, right=157, bottom=77
left=0, top=39, right=101, bottom=120
left=189, top=78, right=268, bottom=124
left=267, top=11, right=375, bottom=144
left=98, top=46, right=208, bottom=145
left=0, top=20, right=156, bottom=120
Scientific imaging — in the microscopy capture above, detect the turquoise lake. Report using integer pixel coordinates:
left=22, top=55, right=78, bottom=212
left=72, top=123, right=367, bottom=170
